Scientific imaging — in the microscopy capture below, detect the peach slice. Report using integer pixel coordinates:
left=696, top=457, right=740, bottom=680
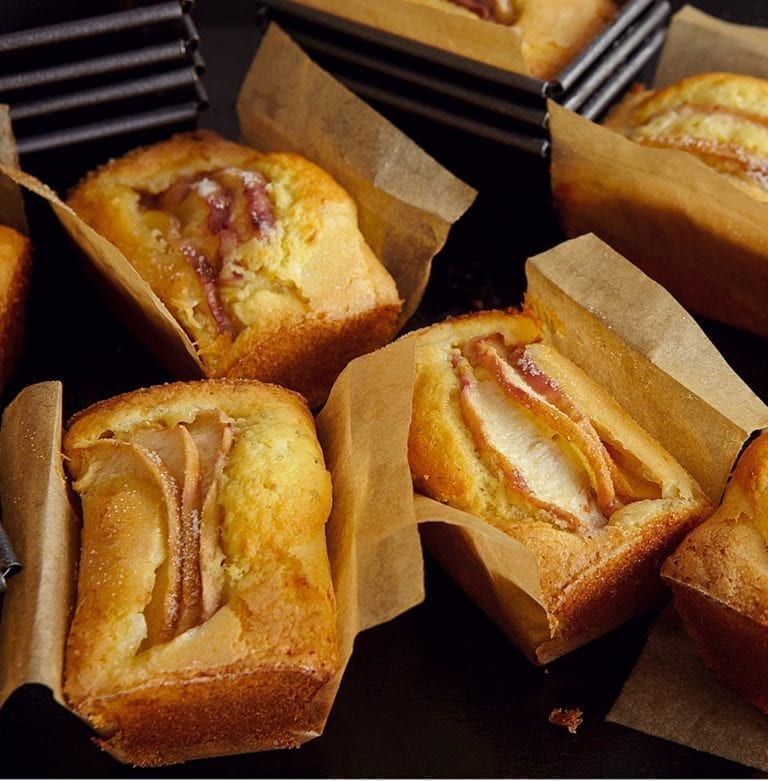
left=141, top=166, right=277, bottom=340
left=179, top=242, right=234, bottom=336
left=212, top=166, right=276, bottom=239
left=456, top=355, right=604, bottom=532
left=126, top=424, right=204, bottom=636
left=448, top=0, right=521, bottom=24
left=186, top=410, right=235, bottom=620
left=465, top=334, right=620, bottom=519
left=70, top=438, right=182, bottom=647
left=186, top=409, right=236, bottom=499
left=520, top=342, right=663, bottom=503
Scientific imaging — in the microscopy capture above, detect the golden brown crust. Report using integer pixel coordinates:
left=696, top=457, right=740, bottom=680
left=80, top=667, right=332, bottom=766
left=0, top=225, right=31, bottom=392
left=410, top=310, right=710, bottom=662
left=666, top=587, right=768, bottom=714
left=407, top=0, right=618, bottom=79
left=662, top=431, right=768, bottom=712
left=66, top=130, right=402, bottom=408
left=514, top=0, right=617, bottom=80
left=63, top=378, right=313, bottom=446
left=222, top=305, right=402, bottom=404
left=604, top=72, right=768, bottom=203
left=62, top=379, right=338, bottom=766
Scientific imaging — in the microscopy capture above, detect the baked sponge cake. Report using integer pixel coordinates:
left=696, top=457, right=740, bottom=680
left=62, top=380, right=338, bottom=766
left=66, top=130, right=403, bottom=407
left=409, top=0, right=619, bottom=80
left=0, top=224, right=31, bottom=391
left=662, top=431, right=768, bottom=713
left=604, top=72, right=768, bottom=203
left=408, top=309, right=711, bottom=662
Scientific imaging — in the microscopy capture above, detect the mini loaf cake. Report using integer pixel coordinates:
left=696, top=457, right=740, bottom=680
left=66, top=131, right=403, bottom=407
left=409, top=0, right=619, bottom=80
left=0, top=224, right=31, bottom=391
left=62, top=380, right=338, bottom=766
left=662, top=431, right=768, bottom=713
left=408, top=309, right=711, bottom=662
left=604, top=72, right=768, bottom=203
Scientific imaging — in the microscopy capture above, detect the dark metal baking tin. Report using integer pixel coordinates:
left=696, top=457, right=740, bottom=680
left=0, top=524, right=21, bottom=593
left=255, top=0, right=671, bottom=157
left=0, top=0, right=207, bottom=158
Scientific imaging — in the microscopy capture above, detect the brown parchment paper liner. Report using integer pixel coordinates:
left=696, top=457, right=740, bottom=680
left=0, top=382, right=77, bottom=708
left=550, top=5, right=768, bottom=339
left=318, top=233, right=768, bottom=663
left=609, top=605, right=768, bottom=772
left=0, top=24, right=475, bottom=385
left=0, top=371, right=425, bottom=761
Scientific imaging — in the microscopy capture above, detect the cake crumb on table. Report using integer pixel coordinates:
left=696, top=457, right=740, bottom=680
left=548, top=707, right=584, bottom=734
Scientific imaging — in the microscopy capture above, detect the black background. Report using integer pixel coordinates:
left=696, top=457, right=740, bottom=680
left=1, top=1, right=768, bottom=777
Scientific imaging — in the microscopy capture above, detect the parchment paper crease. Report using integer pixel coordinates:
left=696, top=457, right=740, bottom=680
left=0, top=382, right=77, bottom=708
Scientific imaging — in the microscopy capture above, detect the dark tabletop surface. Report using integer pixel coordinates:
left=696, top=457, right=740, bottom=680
left=1, top=0, right=768, bottom=777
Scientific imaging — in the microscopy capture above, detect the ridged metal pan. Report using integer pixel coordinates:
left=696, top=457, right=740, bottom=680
left=256, top=0, right=671, bottom=156
left=0, top=0, right=206, bottom=158
left=0, top=526, right=20, bottom=594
